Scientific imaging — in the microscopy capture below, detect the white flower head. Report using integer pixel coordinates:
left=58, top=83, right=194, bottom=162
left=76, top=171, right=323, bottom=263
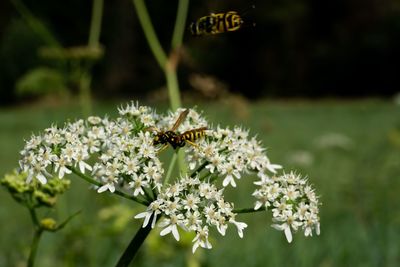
left=19, top=101, right=320, bottom=253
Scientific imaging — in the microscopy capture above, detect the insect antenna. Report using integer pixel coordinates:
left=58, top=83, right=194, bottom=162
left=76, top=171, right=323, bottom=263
left=240, top=4, right=256, bottom=28
left=240, top=4, right=256, bottom=16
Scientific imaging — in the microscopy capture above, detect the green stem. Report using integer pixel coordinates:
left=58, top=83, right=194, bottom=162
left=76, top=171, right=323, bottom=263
left=115, top=217, right=158, bottom=267
left=54, top=210, right=82, bottom=231
left=199, top=171, right=211, bottom=181
left=164, top=151, right=178, bottom=185
left=132, top=0, right=189, bottom=172
left=68, top=167, right=150, bottom=206
left=177, top=150, right=187, bottom=175
left=132, top=0, right=167, bottom=70
left=165, top=65, right=182, bottom=112
left=79, top=71, right=92, bottom=116
left=171, top=0, right=189, bottom=49
left=165, top=52, right=183, bottom=171
left=167, top=0, right=188, bottom=110
left=88, top=0, right=104, bottom=47
left=233, top=207, right=267, bottom=214
left=190, top=161, right=209, bottom=178
left=27, top=227, right=43, bottom=267
left=28, top=206, right=40, bottom=226
left=10, top=0, right=60, bottom=47
left=80, top=0, right=104, bottom=116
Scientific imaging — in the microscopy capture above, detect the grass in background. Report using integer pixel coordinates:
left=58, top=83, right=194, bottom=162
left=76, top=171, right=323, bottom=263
left=0, top=99, right=399, bottom=266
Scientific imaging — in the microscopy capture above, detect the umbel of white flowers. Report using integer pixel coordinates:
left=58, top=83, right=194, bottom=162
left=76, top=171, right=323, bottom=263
left=19, top=101, right=320, bottom=253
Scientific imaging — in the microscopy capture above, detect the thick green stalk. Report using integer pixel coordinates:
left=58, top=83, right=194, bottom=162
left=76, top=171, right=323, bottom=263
left=171, top=0, right=189, bottom=49
left=79, top=72, right=92, bottom=116
left=133, top=0, right=189, bottom=173
left=132, top=0, right=167, bottom=70
left=115, top=217, right=158, bottom=267
left=27, top=208, right=42, bottom=267
left=165, top=66, right=182, bottom=116
left=167, top=0, right=188, bottom=110
left=27, top=227, right=43, bottom=267
left=88, top=0, right=104, bottom=47
left=80, top=0, right=104, bottom=116
left=164, top=151, right=178, bottom=185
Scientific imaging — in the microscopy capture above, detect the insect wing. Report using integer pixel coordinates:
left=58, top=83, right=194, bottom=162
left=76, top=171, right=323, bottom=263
left=170, top=109, right=189, bottom=131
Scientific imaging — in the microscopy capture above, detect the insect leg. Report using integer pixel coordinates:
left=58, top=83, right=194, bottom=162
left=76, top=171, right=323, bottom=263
left=186, top=140, right=199, bottom=149
left=157, top=144, right=169, bottom=154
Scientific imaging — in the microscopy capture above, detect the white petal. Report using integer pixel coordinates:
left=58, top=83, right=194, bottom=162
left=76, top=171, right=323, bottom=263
left=192, top=241, right=200, bottom=254
left=79, top=161, right=92, bottom=173
left=217, top=224, right=227, bottom=236
left=267, top=163, right=282, bottom=174
left=36, top=173, right=47, bottom=184
left=134, top=211, right=149, bottom=219
left=142, top=213, right=152, bottom=228
left=151, top=211, right=159, bottom=228
left=232, top=221, right=247, bottom=238
left=316, top=223, right=321, bottom=235
left=160, top=225, right=172, bottom=236
left=222, top=175, right=236, bottom=187
left=254, top=201, right=263, bottom=210
left=108, top=183, right=115, bottom=193
left=205, top=239, right=212, bottom=249
left=25, top=171, right=34, bottom=183
left=97, top=184, right=109, bottom=193
left=171, top=225, right=180, bottom=241
left=284, top=225, right=293, bottom=243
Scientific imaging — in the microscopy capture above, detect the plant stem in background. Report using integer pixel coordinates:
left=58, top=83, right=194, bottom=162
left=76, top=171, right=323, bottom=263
left=132, top=0, right=168, bottom=70
left=27, top=227, right=43, bottom=267
left=132, top=0, right=189, bottom=111
left=88, top=0, right=104, bottom=47
left=27, top=208, right=42, bottom=267
left=115, top=216, right=157, bottom=267
left=10, top=0, right=61, bottom=47
left=79, top=72, right=92, bottom=116
left=164, top=151, right=178, bottom=185
left=27, top=209, right=43, bottom=267
left=168, top=0, right=188, bottom=110
left=132, top=0, right=189, bottom=174
left=171, top=0, right=189, bottom=49
left=80, top=0, right=104, bottom=116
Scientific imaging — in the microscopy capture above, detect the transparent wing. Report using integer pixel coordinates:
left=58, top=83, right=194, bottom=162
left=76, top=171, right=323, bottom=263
left=170, top=109, right=189, bottom=131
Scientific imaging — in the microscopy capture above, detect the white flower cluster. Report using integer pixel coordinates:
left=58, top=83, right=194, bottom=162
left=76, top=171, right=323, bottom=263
left=18, top=101, right=320, bottom=252
left=183, top=125, right=320, bottom=243
left=186, top=126, right=282, bottom=187
left=19, top=102, right=163, bottom=196
left=253, top=171, right=320, bottom=242
left=135, top=175, right=247, bottom=253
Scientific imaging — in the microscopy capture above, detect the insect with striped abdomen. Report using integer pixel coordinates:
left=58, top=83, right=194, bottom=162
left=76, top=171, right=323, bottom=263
left=190, top=5, right=255, bottom=36
left=152, top=109, right=207, bottom=153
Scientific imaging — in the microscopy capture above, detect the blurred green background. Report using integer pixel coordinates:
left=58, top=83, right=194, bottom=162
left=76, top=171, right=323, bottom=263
left=1, top=0, right=400, bottom=266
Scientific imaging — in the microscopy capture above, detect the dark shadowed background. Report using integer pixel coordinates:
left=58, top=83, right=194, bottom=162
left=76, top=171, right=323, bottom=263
left=0, top=0, right=399, bottom=105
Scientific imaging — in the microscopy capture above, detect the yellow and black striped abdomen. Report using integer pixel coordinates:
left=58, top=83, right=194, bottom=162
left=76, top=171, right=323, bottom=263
left=181, top=127, right=207, bottom=142
left=211, top=11, right=243, bottom=34
left=190, top=11, right=244, bottom=36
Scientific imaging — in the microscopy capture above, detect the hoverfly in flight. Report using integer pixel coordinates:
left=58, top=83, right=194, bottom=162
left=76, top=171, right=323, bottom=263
left=190, top=5, right=255, bottom=36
